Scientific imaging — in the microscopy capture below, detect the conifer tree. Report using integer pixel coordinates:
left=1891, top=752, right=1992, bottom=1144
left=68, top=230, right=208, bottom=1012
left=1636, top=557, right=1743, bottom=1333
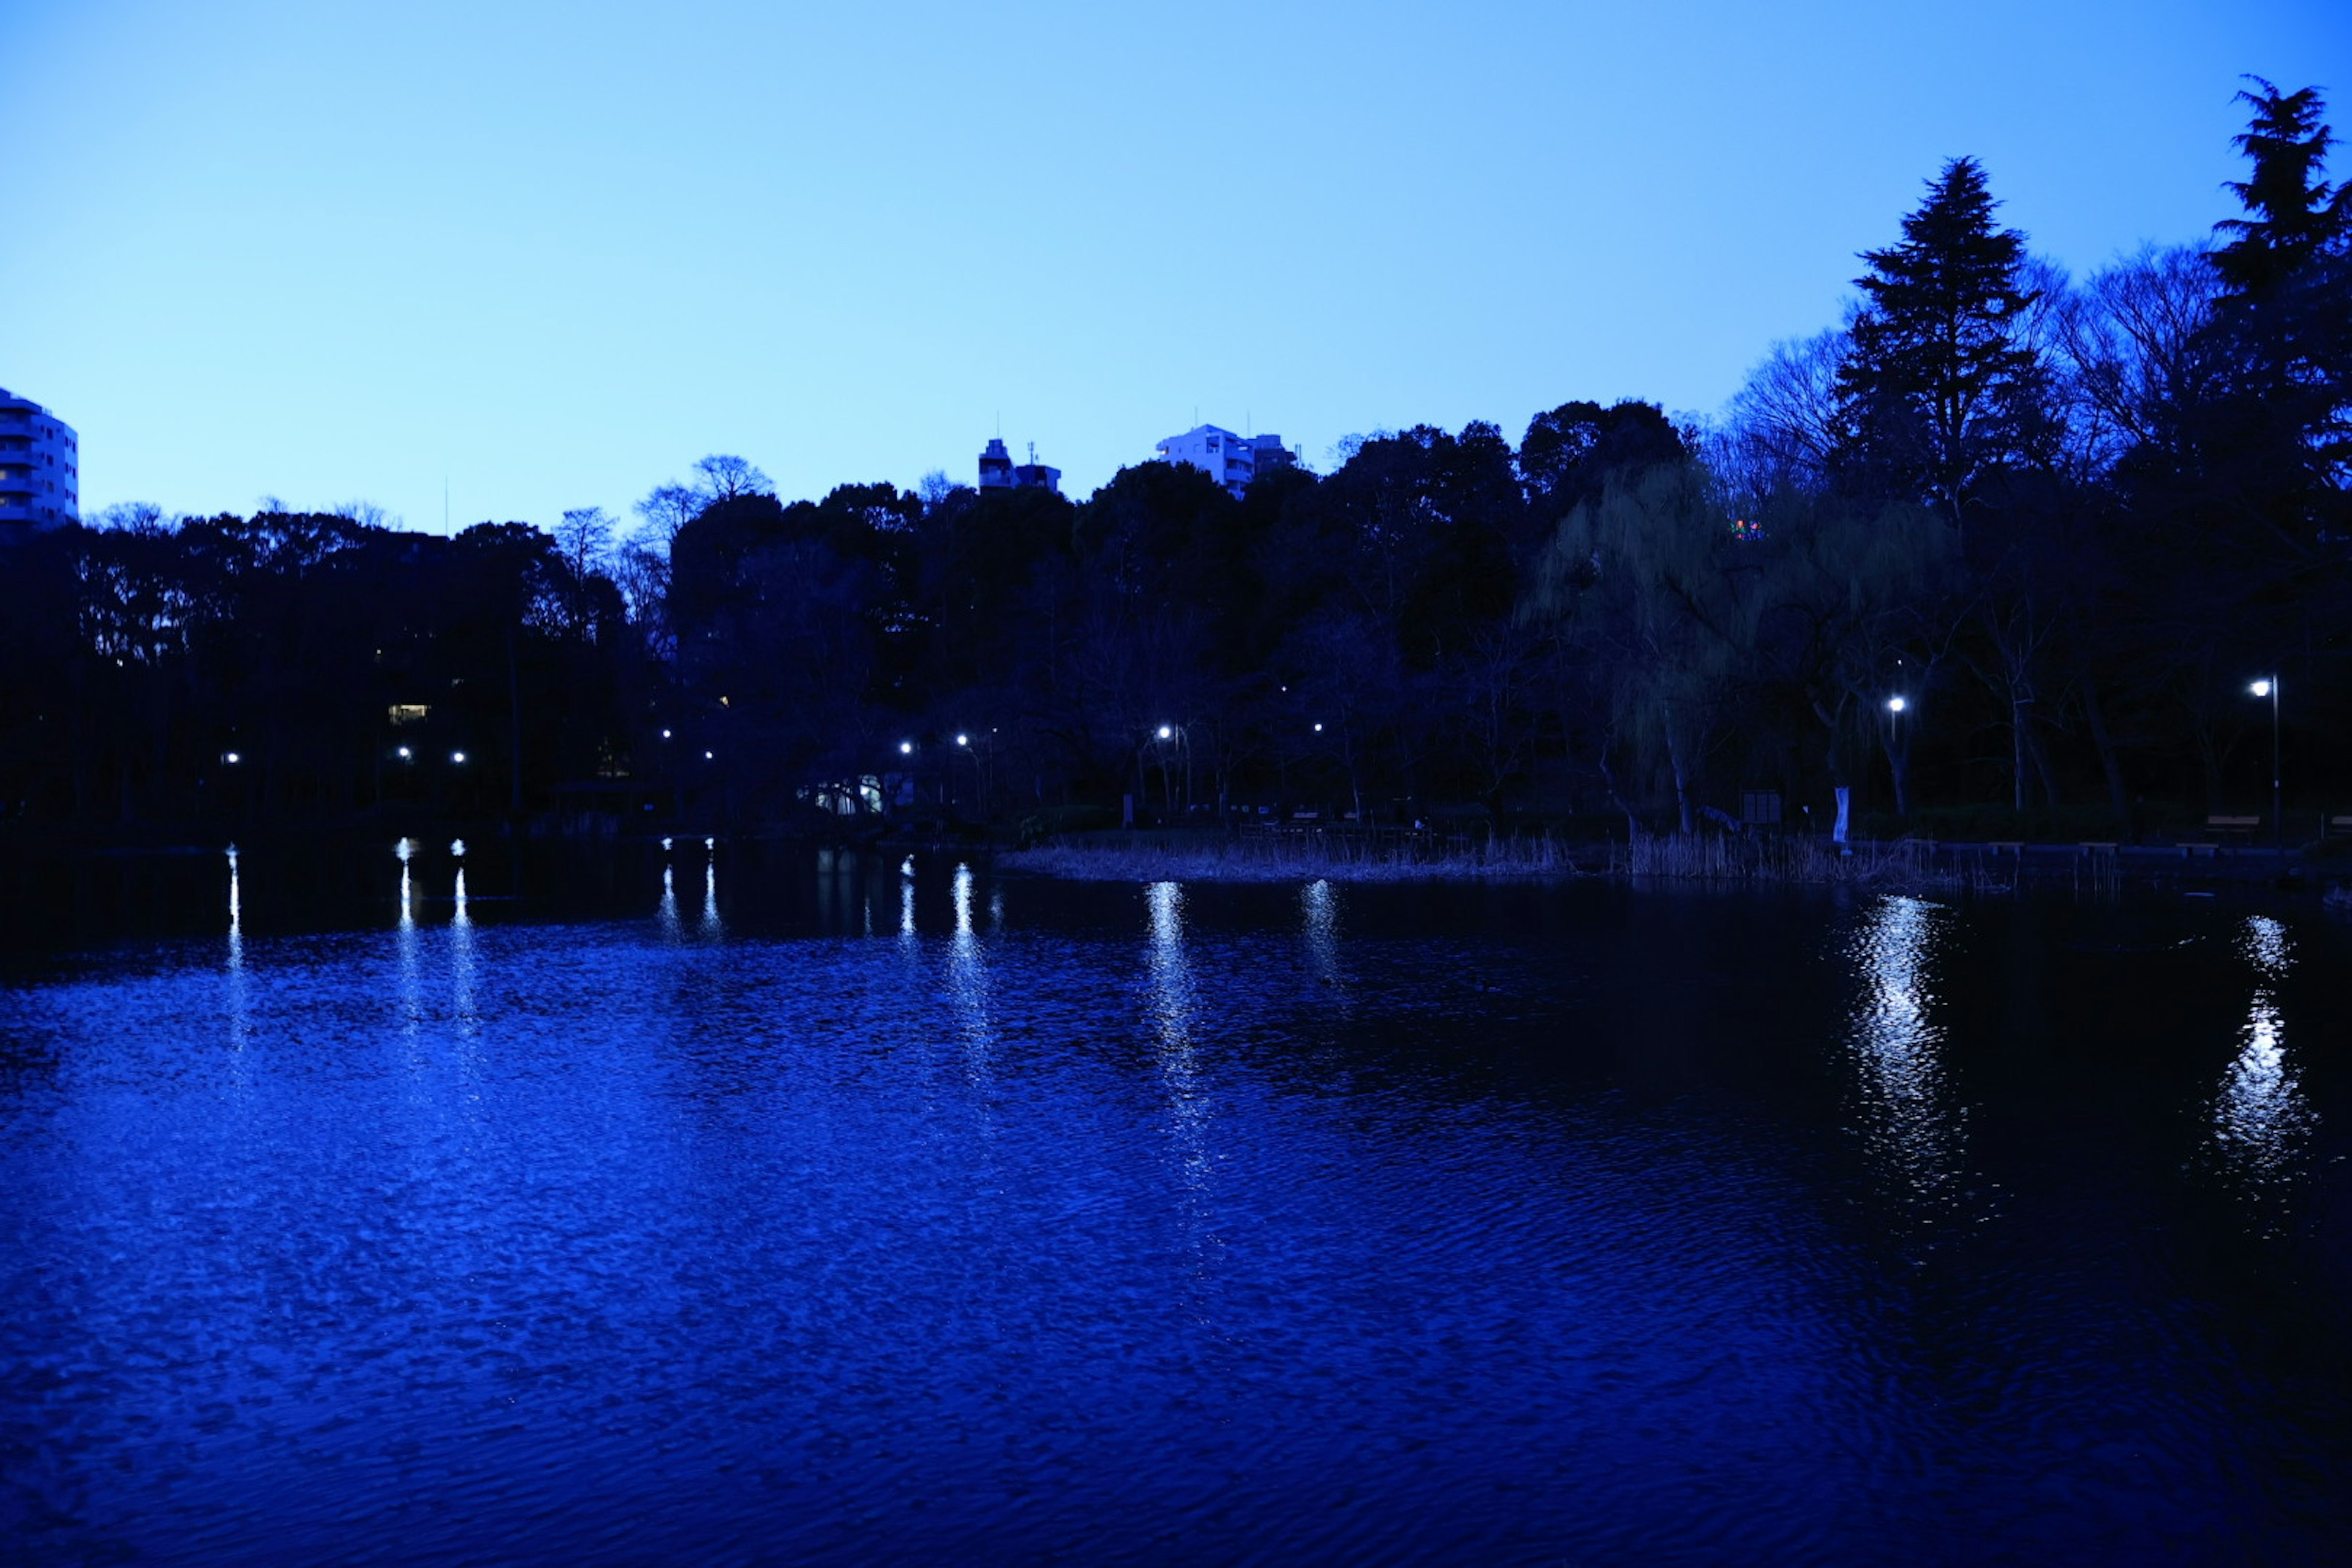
left=1838, top=157, right=2050, bottom=530
left=2203, top=78, right=2350, bottom=532
left=2214, top=77, right=2347, bottom=300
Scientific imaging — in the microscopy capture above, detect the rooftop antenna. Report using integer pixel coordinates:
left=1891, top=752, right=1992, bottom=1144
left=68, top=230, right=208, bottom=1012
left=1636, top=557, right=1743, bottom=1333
left=1028, top=440, right=1036, bottom=464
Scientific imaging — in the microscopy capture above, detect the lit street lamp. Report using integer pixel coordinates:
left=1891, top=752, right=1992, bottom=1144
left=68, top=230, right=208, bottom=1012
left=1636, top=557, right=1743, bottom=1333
left=1147, top=723, right=1193, bottom=818
left=1883, top=696, right=1909, bottom=818
left=451, top=750, right=467, bottom=765
left=952, top=731, right=992, bottom=816
left=2250, top=677, right=2281, bottom=855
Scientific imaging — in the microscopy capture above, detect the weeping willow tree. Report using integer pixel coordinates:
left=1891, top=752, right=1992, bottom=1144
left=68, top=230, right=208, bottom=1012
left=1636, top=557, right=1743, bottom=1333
left=1741, top=490, right=1961, bottom=820
left=1521, top=463, right=1758, bottom=835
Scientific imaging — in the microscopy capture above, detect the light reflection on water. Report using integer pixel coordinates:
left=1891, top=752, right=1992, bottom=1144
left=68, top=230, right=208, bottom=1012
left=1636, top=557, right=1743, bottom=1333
left=1842, top=894, right=1967, bottom=1229
left=222, top=846, right=248, bottom=1053
left=948, top=862, right=993, bottom=1091
left=2213, top=914, right=2314, bottom=1218
left=450, top=866, right=477, bottom=1036
left=1303, top=876, right=1343, bottom=993
left=657, top=863, right=680, bottom=938
left=15, top=852, right=2342, bottom=1564
left=1146, top=882, right=1218, bottom=1292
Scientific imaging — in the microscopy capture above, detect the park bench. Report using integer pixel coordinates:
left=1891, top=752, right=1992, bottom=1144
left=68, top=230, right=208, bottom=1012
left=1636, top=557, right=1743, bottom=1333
left=2206, top=815, right=2260, bottom=846
left=2327, top=814, right=2352, bottom=840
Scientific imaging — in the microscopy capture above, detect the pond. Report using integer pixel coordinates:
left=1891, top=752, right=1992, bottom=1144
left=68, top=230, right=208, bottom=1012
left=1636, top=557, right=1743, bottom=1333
left=3, top=842, right=2348, bottom=1564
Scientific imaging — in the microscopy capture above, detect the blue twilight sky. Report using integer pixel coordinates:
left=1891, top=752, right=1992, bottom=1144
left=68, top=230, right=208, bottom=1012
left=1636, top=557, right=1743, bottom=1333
left=5, top=0, right=2348, bottom=533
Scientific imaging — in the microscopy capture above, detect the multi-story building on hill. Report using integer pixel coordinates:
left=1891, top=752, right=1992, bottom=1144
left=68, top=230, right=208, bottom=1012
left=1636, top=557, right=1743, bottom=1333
left=1154, top=424, right=1291, bottom=499
left=0, top=388, right=78, bottom=532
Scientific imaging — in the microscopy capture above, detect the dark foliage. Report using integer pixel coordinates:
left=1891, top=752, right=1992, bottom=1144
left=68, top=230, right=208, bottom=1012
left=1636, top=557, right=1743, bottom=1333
left=5, top=83, right=2345, bottom=839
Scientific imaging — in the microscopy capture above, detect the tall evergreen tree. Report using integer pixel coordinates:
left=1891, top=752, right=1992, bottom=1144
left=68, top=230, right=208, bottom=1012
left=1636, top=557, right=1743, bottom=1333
left=2214, top=77, right=2347, bottom=300
left=2201, top=78, right=2351, bottom=535
left=1838, top=157, right=2051, bottom=530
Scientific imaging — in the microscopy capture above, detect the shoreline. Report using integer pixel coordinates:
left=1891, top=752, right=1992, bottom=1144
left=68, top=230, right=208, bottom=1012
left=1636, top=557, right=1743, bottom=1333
left=995, top=830, right=2348, bottom=900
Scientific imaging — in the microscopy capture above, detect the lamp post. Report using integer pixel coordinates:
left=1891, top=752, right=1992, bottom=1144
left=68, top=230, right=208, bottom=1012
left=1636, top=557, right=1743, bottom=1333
left=955, top=731, right=992, bottom=820
left=2250, top=677, right=2281, bottom=856
left=1152, top=723, right=1192, bottom=818
left=1884, top=696, right=1908, bottom=820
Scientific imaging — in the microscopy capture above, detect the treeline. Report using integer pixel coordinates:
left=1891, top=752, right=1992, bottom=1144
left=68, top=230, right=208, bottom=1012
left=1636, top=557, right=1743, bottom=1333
left=2, top=80, right=2345, bottom=839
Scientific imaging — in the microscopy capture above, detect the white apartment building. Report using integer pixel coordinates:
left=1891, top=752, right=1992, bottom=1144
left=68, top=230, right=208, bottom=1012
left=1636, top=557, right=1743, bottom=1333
left=0, top=389, right=78, bottom=532
left=1155, top=424, right=1292, bottom=499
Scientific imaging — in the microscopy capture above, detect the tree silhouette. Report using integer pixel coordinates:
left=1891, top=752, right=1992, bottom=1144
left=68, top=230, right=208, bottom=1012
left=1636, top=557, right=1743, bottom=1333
left=1839, top=157, right=2051, bottom=532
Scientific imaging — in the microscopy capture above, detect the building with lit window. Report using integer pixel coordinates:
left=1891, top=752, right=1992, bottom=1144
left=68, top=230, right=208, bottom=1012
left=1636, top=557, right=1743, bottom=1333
left=1155, top=424, right=1291, bottom=499
left=0, top=389, right=78, bottom=533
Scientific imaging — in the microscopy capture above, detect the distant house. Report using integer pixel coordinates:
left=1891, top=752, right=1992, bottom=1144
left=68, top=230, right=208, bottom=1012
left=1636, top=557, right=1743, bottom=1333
left=0, top=388, right=79, bottom=534
left=1155, top=424, right=1291, bottom=499
left=978, top=437, right=1061, bottom=496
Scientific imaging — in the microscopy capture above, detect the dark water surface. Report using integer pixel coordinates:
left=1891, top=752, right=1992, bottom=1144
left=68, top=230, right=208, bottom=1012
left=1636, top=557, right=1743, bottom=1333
left=3, top=841, right=2350, bottom=1564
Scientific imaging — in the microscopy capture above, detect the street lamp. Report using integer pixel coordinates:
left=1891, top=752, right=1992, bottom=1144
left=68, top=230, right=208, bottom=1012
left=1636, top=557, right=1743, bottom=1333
left=899, top=741, right=913, bottom=756
left=1883, top=696, right=1909, bottom=818
left=451, top=750, right=467, bottom=764
left=223, top=750, right=241, bottom=765
left=2250, top=677, right=2281, bottom=855
left=396, top=745, right=412, bottom=761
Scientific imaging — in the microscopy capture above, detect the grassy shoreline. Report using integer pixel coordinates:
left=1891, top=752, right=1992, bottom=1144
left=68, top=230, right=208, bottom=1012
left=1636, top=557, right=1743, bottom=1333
left=996, top=829, right=2326, bottom=895
left=996, top=831, right=1587, bottom=884
left=996, top=829, right=1985, bottom=888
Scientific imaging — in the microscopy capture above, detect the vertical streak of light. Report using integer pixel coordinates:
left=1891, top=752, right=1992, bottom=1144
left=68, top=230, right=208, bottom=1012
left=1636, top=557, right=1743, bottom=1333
left=224, top=845, right=249, bottom=1054
left=1302, top=878, right=1342, bottom=993
left=2213, top=914, right=2313, bottom=1221
left=225, top=845, right=242, bottom=965
left=1147, top=881, right=1218, bottom=1300
left=948, top=863, right=993, bottom=1091
left=450, top=865, right=477, bottom=1041
left=396, top=846, right=423, bottom=1056
left=1843, top=895, right=1965, bottom=1230
left=700, top=843, right=722, bottom=940
left=658, top=863, right=681, bottom=939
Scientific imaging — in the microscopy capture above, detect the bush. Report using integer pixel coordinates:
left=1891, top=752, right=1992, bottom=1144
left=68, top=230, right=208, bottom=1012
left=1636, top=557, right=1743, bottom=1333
left=1015, top=803, right=1119, bottom=846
